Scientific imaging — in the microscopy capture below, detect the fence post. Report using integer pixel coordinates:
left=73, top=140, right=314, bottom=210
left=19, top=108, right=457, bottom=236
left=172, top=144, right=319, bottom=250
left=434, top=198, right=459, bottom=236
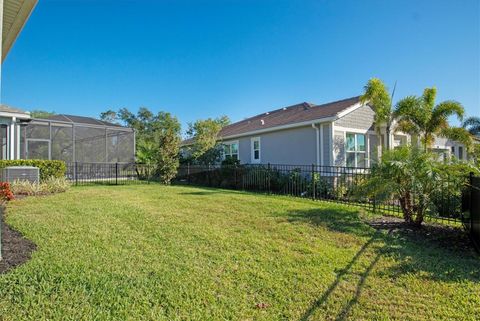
left=469, top=172, right=474, bottom=231
left=234, top=164, right=237, bottom=190
left=311, top=164, right=316, bottom=200
left=187, top=163, right=190, bottom=184
left=267, top=163, right=271, bottom=194
left=74, top=161, right=78, bottom=186
left=115, top=162, right=118, bottom=185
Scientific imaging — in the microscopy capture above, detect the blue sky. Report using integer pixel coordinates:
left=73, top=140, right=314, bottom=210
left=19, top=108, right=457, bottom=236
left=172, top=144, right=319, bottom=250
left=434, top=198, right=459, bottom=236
left=2, top=0, right=479, bottom=132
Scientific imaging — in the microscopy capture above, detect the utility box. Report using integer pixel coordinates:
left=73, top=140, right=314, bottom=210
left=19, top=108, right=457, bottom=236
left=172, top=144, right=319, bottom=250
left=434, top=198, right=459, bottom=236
left=0, top=166, right=40, bottom=183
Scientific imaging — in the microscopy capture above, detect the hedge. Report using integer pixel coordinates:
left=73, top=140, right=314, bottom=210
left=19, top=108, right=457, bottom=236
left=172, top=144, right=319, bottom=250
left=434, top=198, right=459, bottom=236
left=0, top=160, right=66, bottom=181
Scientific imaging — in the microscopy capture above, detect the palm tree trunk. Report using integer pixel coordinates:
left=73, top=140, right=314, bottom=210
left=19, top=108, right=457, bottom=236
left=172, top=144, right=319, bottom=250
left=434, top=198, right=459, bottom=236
left=386, top=126, right=391, bottom=150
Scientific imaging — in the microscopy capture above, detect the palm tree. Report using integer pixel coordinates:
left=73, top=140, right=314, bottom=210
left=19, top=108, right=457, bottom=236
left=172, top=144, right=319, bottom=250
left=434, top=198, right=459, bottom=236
left=394, top=87, right=469, bottom=151
left=463, top=116, right=480, bottom=136
left=360, top=78, right=395, bottom=151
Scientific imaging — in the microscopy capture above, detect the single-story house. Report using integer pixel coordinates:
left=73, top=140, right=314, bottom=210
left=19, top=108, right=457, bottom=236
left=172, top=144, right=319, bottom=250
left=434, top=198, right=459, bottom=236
left=184, top=96, right=469, bottom=167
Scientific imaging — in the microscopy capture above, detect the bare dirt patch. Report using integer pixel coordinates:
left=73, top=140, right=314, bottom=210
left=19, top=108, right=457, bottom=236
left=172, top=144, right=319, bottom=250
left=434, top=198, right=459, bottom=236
left=0, top=207, right=36, bottom=274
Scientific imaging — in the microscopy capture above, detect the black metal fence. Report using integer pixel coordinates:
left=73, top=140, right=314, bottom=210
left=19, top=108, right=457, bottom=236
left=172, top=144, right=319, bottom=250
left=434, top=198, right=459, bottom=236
left=64, top=162, right=468, bottom=224
left=176, top=163, right=467, bottom=223
left=66, top=162, right=153, bottom=185
left=465, top=174, right=480, bottom=250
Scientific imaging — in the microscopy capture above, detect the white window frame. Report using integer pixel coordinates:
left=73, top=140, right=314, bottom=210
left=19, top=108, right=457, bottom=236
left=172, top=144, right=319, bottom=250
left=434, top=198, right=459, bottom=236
left=222, top=140, right=239, bottom=161
left=251, top=137, right=261, bottom=164
left=345, top=132, right=366, bottom=168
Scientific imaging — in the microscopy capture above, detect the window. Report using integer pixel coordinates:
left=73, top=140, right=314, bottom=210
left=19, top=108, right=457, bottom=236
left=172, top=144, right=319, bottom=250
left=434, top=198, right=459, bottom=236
left=451, top=146, right=455, bottom=157
left=346, top=133, right=366, bottom=167
left=251, top=137, right=261, bottom=163
left=223, top=141, right=239, bottom=160
left=458, top=146, right=463, bottom=160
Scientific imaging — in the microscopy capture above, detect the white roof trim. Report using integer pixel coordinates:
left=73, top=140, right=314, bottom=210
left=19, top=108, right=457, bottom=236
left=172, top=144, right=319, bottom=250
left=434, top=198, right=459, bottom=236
left=0, top=111, right=31, bottom=119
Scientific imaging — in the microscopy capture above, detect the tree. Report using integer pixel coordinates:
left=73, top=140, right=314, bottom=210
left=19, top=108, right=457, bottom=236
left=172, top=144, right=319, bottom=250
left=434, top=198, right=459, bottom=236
left=100, top=110, right=119, bottom=124
left=361, top=146, right=442, bottom=225
left=463, top=116, right=480, bottom=136
left=186, top=116, right=230, bottom=162
left=156, top=112, right=182, bottom=184
left=360, top=78, right=395, bottom=151
left=30, top=110, right=55, bottom=119
left=394, top=87, right=468, bottom=151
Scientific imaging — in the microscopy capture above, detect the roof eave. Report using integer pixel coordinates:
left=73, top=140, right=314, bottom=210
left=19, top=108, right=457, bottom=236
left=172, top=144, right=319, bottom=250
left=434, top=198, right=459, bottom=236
left=2, top=0, right=38, bottom=63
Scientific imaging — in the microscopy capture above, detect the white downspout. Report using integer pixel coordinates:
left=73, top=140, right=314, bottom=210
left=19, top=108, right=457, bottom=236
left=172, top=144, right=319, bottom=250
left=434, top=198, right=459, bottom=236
left=331, top=122, right=335, bottom=166
left=9, top=117, right=16, bottom=159
left=312, top=124, right=320, bottom=166
left=320, top=123, right=324, bottom=166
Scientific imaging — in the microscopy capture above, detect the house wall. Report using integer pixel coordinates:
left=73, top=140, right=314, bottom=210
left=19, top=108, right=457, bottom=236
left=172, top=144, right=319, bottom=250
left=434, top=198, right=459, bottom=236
left=233, top=125, right=323, bottom=165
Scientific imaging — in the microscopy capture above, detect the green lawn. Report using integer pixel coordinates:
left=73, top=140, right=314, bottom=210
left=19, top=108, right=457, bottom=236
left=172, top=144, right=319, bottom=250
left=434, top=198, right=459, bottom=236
left=0, top=184, right=479, bottom=320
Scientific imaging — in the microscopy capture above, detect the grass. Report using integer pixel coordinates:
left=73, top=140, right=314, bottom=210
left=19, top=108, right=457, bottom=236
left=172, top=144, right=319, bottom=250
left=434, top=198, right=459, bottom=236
left=0, top=184, right=479, bottom=320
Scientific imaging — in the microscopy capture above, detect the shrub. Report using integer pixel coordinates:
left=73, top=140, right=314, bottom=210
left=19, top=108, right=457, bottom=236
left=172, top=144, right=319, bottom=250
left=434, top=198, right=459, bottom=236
left=0, top=160, right=66, bottom=181
left=11, top=177, right=70, bottom=196
left=359, top=146, right=477, bottom=225
left=0, top=182, right=14, bottom=202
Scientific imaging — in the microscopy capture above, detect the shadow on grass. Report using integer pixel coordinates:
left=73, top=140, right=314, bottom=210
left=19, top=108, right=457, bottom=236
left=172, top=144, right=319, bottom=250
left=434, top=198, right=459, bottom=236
left=285, top=207, right=480, bottom=320
left=286, top=206, right=374, bottom=238
left=299, top=230, right=386, bottom=321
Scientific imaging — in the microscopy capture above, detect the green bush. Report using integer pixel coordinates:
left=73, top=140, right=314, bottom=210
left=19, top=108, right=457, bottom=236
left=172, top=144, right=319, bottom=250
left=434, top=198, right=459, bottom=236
left=0, top=160, right=66, bottom=181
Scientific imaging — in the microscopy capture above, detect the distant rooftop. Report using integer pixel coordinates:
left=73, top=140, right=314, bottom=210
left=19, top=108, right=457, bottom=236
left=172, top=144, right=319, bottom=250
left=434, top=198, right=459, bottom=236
left=0, top=104, right=30, bottom=115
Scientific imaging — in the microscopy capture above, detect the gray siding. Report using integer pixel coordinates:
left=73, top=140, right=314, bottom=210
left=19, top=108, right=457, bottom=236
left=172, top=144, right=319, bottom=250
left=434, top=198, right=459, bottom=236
left=334, top=104, right=375, bottom=130
left=238, top=137, right=251, bottom=164
left=236, top=125, right=317, bottom=165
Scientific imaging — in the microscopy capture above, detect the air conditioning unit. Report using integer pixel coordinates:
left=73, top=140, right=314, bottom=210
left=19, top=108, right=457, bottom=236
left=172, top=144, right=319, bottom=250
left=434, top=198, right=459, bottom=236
left=0, top=166, right=40, bottom=184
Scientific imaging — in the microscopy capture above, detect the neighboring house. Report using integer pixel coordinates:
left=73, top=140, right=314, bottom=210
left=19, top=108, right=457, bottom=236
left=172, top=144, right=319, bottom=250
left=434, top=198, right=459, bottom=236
left=183, top=96, right=471, bottom=167
left=0, top=104, right=136, bottom=163
left=215, top=96, right=394, bottom=167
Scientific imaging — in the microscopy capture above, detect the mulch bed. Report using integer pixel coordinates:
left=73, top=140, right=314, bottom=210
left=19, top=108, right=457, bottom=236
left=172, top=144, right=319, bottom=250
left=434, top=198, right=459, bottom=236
left=367, top=215, right=475, bottom=253
left=0, top=206, right=37, bottom=274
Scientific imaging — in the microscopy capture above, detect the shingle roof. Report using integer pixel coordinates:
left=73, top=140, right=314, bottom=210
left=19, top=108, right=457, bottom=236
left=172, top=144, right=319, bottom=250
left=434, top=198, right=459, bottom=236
left=44, top=114, right=125, bottom=128
left=0, top=104, right=30, bottom=115
left=220, top=96, right=360, bottom=138
left=182, top=96, right=361, bottom=145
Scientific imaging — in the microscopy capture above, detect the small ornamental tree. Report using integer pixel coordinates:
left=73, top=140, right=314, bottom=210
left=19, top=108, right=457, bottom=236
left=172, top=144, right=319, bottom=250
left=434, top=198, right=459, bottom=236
left=156, top=112, right=182, bottom=184
left=186, top=116, right=230, bottom=164
left=361, top=146, right=442, bottom=225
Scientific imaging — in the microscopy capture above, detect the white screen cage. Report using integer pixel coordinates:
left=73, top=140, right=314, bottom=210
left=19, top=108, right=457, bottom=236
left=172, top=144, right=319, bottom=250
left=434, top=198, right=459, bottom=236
left=20, top=115, right=135, bottom=164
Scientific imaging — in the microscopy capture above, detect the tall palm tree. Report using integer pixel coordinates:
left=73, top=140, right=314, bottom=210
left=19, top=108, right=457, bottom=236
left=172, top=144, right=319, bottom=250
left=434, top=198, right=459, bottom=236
left=463, top=116, right=480, bottom=136
left=360, top=78, right=395, bottom=151
left=394, top=87, right=468, bottom=151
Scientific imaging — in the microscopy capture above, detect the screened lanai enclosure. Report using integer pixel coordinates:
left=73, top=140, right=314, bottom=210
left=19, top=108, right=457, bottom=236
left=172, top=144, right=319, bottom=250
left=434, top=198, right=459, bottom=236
left=21, top=115, right=135, bottom=163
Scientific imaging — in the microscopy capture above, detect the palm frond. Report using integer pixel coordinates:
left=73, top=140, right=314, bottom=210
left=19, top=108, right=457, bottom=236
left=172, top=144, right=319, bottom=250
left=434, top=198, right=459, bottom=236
left=440, top=127, right=474, bottom=151
left=361, top=78, right=392, bottom=125
left=432, top=100, right=465, bottom=122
